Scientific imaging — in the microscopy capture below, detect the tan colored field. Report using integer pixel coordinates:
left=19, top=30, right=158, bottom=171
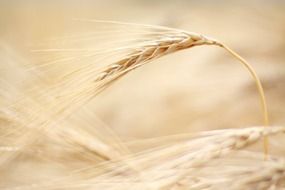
left=0, top=1, right=285, bottom=189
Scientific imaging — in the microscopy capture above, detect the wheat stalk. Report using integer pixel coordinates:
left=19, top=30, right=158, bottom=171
left=90, top=24, right=269, bottom=156
left=24, top=22, right=269, bottom=161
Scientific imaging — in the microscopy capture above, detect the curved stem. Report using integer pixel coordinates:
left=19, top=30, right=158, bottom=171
left=217, top=43, right=269, bottom=159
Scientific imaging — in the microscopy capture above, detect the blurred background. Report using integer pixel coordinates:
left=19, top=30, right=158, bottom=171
left=0, top=0, right=285, bottom=186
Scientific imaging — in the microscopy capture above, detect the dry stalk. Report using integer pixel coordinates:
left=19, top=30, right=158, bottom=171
left=92, top=25, right=269, bottom=157
left=25, top=23, right=269, bottom=161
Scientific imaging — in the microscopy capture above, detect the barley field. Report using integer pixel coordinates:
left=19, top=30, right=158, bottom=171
left=0, top=0, right=285, bottom=189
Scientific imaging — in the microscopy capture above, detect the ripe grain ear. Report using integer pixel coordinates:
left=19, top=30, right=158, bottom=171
left=91, top=24, right=269, bottom=157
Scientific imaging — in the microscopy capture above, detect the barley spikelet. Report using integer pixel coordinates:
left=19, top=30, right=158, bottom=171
left=89, top=23, right=269, bottom=156
left=94, top=31, right=219, bottom=82
left=30, top=21, right=269, bottom=156
left=14, top=21, right=269, bottom=166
